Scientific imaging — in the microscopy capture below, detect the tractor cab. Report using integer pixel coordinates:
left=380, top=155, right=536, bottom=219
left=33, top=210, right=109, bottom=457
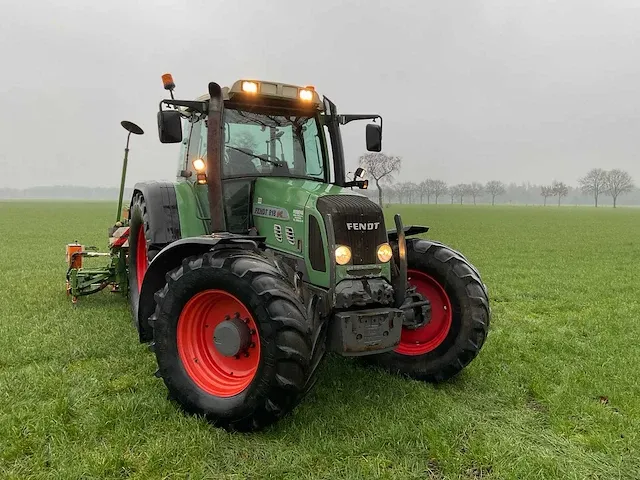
left=183, top=83, right=330, bottom=181
left=154, top=77, right=391, bottom=291
left=159, top=80, right=378, bottom=194
left=172, top=83, right=334, bottom=234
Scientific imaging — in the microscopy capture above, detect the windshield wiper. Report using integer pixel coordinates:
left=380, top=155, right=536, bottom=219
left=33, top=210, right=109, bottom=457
left=226, top=145, right=283, bottom=167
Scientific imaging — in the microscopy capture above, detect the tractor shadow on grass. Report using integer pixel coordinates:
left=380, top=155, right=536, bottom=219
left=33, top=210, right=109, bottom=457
left=261, top=353, right=476, bottom=438
left=65, top=292, right=479, bottom=441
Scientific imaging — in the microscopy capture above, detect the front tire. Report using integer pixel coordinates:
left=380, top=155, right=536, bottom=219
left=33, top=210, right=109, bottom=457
left=151, top=248, right=313, bottom=431
left=367, top=239, right=490, bottom=382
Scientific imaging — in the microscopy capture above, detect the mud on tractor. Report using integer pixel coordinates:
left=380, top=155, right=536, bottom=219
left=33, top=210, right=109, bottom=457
left=65, top=75, right=490, bottom=431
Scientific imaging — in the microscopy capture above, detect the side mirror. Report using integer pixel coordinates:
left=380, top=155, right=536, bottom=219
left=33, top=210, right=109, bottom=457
left=345, top=167, right=369, bottom=189
left=366, top=123, right=382, bottom=152
left=157, top=110, right=182, bottom=143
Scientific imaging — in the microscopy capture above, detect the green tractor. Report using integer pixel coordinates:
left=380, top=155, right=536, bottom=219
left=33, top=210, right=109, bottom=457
left=66, top=75, right=490, bottom=431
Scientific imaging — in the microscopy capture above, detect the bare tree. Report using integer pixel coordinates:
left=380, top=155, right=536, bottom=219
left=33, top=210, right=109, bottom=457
left=418, top=180, right=432, bottom=204
left=406, top=182, right=419, bottom=204
left=427, top=179, right=438, bottom=203
left=385, top=184, right=399, bottom=204
left=485, top=180, right=506, bottom=206
left=540, top=185, right=553, bottom=206
left=358, top=153, right=402, bottom=206
left=451, top=184, right=467, bottom=204
left=552, top=181, right=569, bottom=206
left=449, top=185, right=457, bottom=204
left=432, top=180, right=448, bottom=204
left=604, top=169, right=634, bottom=208
left=462, top=184, right=474, bottom=204
left=467, top=182, right=484, bottom=205
left=395, top=182, right=410, bottom=204
left=578, top=168, right=607, bottom=207
left=391, top=184, right=402, bottom=204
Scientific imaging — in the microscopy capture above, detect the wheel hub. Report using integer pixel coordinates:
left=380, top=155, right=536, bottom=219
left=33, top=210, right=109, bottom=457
left=177, top=290, right=261, bottom=397
left=395, top=269, right=453, bottom=356
left=400, top=287, right=432, bottom=330
left=214, top=315, right=251, bottom=357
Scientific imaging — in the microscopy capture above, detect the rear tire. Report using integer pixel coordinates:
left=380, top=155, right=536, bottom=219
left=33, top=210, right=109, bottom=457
left=151, top=248, right=314, bottom=431
left=128, top=194, right=152, bottom=322
left=128, top=193, right=175, bottom=325
left=366, top=239, right=490, bottom=382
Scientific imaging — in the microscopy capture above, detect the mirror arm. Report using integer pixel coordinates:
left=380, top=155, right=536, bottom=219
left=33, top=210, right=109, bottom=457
left=158, top=99, right=208, bottom=115
left=337, top=114, right=382, bottom=130
left=343, top=179, right=369, bottom=189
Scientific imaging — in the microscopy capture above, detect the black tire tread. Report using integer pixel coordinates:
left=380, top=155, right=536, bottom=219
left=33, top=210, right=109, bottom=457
left=152, top=248, right=313, bottom=432
left=369, top=238, right=490, bottom=382
left=128, top=193, right=173, bottom=324
left=127, top=193, right=148, bottom=322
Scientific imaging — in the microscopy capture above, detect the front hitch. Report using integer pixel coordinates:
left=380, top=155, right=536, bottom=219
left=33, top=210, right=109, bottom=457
left=393, top=214, right=407, bottom=308
left=399, top=287, right=431, bottom=329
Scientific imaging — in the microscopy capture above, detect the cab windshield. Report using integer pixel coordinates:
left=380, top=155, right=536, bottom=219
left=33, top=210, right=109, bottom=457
left=222, top=108, right=326, bottom=180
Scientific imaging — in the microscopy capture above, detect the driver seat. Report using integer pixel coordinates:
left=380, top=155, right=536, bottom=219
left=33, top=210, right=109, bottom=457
left=225, top=147, right=259, bottom=176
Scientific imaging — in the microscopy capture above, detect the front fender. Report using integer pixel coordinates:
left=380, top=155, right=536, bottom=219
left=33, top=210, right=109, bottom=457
left=136, top=236, right=264, bottom=342
left=386, top=225, right=429, bottom=242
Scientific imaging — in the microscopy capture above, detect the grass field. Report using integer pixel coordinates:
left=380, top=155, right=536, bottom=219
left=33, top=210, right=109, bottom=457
left=0, top=201, right=639, bottom=479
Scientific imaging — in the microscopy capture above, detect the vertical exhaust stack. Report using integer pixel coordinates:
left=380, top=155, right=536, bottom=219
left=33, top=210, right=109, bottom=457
left=206, top=82, right=226, bottom=233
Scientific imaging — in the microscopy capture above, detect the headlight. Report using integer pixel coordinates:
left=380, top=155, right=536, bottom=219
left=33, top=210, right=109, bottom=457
left=377, top=243, right=393, bottom=263
left=334, top=245, right=352, bottom=265
left=192, top=158, right=206, bottom=172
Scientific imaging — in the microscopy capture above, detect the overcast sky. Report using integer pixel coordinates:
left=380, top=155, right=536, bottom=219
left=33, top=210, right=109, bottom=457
left=1, top=0, right=640, bottom=189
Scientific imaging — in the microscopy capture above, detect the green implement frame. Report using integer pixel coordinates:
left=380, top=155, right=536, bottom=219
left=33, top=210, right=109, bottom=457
left=65, top=225, right=130, bottom=303
left=64, top=120, right=143, bottom=304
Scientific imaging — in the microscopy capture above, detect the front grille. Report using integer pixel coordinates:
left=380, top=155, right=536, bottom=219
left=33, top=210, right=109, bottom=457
left=316, top=195, right=386, bottom=265
left=308, top=215, right=326, bottom=272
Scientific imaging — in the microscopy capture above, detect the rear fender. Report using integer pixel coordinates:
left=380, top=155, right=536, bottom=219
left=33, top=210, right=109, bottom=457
left=131, top=182, right=181, bottom=250
left=137, top=236, right=264, bottom=342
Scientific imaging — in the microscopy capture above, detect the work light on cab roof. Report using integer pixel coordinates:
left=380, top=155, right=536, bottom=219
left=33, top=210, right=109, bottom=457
left=233, top=79, right=321, bottom=105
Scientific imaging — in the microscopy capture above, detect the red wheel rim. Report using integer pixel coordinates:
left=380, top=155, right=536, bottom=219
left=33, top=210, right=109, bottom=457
left=135, top=225, right=147, bottom=292
left=177, top=289, right=260, bottom=397
left=395, top=269, right=453, bottom=356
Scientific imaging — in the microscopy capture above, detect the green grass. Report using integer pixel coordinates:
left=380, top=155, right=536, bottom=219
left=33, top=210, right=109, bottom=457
left=0, top=201, right=639, bottom=479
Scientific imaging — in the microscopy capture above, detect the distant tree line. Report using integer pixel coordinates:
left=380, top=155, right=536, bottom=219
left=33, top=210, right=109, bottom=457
left=1, top=157, right=637, bottom=209
left=0, top=186, right=135, bottom=200
left=357, top=153, right=637, bottom=207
